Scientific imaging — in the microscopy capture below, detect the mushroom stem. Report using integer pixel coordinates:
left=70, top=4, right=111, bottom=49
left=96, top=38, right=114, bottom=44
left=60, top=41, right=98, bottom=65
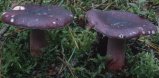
left=30, top=29, right=47, bottom=57
left=107, top=38, right=125, bottom=71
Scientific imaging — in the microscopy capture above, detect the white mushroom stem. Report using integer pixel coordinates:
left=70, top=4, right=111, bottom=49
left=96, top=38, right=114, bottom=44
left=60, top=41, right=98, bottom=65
left=30, top=29, right=47, bottom=57
left=107, top=38, right=125, bottom=71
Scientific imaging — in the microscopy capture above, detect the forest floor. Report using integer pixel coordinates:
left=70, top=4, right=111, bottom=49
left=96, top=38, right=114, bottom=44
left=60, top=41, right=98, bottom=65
left=0, top=0, right=159, bottom=78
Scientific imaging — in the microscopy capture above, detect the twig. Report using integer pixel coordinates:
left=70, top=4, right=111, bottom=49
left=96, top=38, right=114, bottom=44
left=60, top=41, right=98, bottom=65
left=0, top=39, right=5, bottom=78
left=57, top=42, right=77, bottom=78
left=139, top=39, right=159, bottom=55
left=0, top=25, right=9, bottom=39
left=58, top=46, right=67, bottom=74
left=57, top=57, right=78, bottom=78
left=0, top=25, right=9, bottom=77
left=68, top=48, right=76, bottom=62
left=68, top=27, right=79, bottom=49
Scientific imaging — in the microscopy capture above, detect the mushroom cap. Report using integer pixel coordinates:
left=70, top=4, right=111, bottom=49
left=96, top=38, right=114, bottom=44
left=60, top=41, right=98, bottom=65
left=1, top=5, right=73, bottom=29
left=86, top=9, right=157, bottom=39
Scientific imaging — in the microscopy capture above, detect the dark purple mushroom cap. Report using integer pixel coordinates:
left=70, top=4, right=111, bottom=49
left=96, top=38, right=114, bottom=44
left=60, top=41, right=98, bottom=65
left=86, top=9, right=157, bottom=39
left=1, top=5, right=73, bottom=29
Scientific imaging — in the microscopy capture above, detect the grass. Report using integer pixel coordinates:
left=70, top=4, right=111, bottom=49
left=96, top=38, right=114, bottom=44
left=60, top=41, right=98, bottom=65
left=127, top=52, right=159, bottom=78
left=0, top=0, right=159, bottom=78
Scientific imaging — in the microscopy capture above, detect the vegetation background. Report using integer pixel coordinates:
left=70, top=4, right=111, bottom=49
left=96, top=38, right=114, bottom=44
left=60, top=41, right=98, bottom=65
left=0, top=0, right=159, bottom=78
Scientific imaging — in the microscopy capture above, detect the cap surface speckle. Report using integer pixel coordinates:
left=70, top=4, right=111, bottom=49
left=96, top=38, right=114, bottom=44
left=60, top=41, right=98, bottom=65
left=86, top=9, right=157, bottom=39
left=12, top=6, right=26, bottom=10
left=1, top=5, right=73, bottom=29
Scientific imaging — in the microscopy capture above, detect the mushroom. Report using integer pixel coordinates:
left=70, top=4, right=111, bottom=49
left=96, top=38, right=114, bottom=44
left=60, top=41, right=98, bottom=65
left=1, top=5, right=73, bottom=57
left=86, top=9, right=157, bottom=71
